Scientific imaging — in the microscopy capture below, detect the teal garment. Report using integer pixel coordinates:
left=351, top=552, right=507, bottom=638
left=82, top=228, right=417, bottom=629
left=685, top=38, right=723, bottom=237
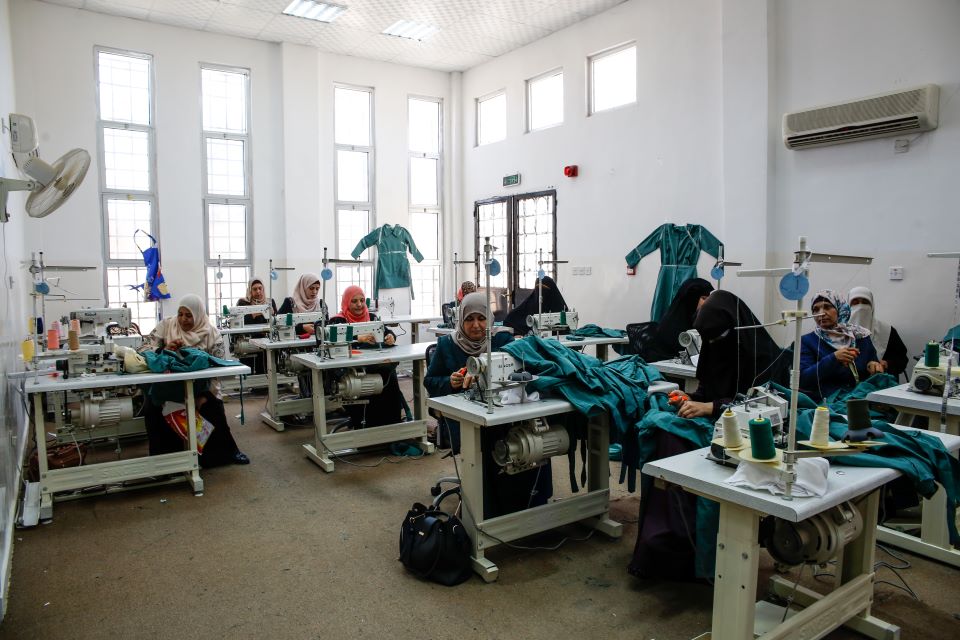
left=625, top=224, right=723, bottom=322
left=770, top=373, right=899, bottom=421
left=572, top=324, right=626, bottom=339
left=944, top=324, right=960, bottom=344
left=635, top=393, right=719, bottom=579
left=500, top=337, right=663, bottom=443
left=143, top=348, right=239, bottom=405
left=351, top=224, right=424, bottom=299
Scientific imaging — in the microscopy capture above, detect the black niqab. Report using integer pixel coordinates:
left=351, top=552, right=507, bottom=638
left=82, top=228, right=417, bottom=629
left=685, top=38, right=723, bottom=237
left=504, top=276, right=569, bottom=336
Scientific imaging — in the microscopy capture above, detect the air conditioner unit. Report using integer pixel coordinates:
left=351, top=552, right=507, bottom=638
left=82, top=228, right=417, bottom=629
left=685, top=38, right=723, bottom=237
left=783, top=84, right=939, bottom=150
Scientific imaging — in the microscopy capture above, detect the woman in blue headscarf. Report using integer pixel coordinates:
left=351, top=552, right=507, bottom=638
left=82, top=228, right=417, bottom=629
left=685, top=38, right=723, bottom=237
left=799, top=289, right=884, bottom=401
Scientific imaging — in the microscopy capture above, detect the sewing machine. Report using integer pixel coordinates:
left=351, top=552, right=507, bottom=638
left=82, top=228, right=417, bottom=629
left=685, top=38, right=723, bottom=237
left=465, top=351, right=520, bottom=393
left=526, top=310, right=578, bottom=337
left=273, top=312, right=327, bottom=341
left=909, top=360, right=959, bottom=396
left=70, top=307, right=131, bottom=337
left=711, top=386, right=789, bottom=444
left=317, top=321, right=386, bottom=359
left=677, top=329, right=701, bottom=365
left=224, top=304, right=272, bottom=328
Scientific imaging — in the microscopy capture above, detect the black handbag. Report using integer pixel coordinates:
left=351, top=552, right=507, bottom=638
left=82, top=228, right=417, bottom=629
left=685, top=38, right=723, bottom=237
left=398, top=502, right=472, bottom=586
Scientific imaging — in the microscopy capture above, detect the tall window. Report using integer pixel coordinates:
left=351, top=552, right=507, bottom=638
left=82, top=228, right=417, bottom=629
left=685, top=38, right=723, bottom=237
left=334, top=84, right=374, bottom=301
left=527, top=69, right=563, bottom=132
left=408, top=96, right=442, bottom=316
left=201, top=65, right=252, bottom=316
left=476, top=90, right=506, bottom=146
left=589, top=42, right=637, bottom=115
left=96, top=48, right=158, bottom=332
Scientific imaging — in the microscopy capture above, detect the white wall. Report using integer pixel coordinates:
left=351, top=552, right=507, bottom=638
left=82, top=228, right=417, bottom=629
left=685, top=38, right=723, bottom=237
left=770, top=0, right=960, bottom=359
left=460, top=0, right=725, bottom=329
left=10, top=0, right=286, bottom=321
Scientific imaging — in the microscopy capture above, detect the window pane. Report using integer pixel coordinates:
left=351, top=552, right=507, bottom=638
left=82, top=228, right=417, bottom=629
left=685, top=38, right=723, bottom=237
left=410, top=264, right=440, bottom=317
left=408, top=98, right=440, bottom=154
left=98, top=51, right=150, bottom=125
left=336, top=150, right=369, bottom=202
left=477, top=92, right=506, bottom=146
left=516, top=194, right=555, bottom=289
left=476, top=201, right=508, bottom=289
left=592, top=45, right=636, bottom=113
left=206, top=138, right=246, bottom=196
left=207, top=265, right=250, bottom=316
left=106, top=266, right=157, bottom=333
left=410, top=211, right=439, bottom=261
left=336, top=265, right=372, bottom=303
left=106, top=199, right=152, bottom=259
left=410, top=157, right=438, bottom=207
left=529, top=71, right=563, bottom=131
left=103, top=128, right=150, bottom=191
left=207, top=203, right=247, bottom=260
left=335, top=87, right=371, bottom=146
left=202, top=68, right=248, bottom=134
left=337, top=209, right=370, bottom=259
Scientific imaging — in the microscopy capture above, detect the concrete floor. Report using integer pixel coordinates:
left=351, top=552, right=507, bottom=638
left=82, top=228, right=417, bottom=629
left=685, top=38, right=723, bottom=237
left=2, top=387, right=959, bottom=639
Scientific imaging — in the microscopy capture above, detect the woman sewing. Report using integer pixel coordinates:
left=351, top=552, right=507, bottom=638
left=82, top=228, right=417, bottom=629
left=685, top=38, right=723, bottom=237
left=800, top=289, right=883, bottom=401
left=425, top=291, right=551, bottom=517
left=503, top=275, right=569, bottom=337
left=277, top=273, right=328, bottom=335
left=234, top=277, right=277, bottom=375
left=637, top=277, right=714, bottom=363
left=848, top=286, right=909, bottom=379
left=138, top=294, right=250, bottom=467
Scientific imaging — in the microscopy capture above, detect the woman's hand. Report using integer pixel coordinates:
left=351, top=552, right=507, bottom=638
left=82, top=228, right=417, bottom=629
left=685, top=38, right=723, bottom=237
left=303, top=324, right=315, bottom=335
left=357, top=333, right=377, bottom=345
left=833, top=347, right=859, bottom=365
left=867, top=360, right=886, bottom=375
left=677, top=400, right=713, bottom=419
left=450, top=369, right=465, bottom=389
left=166, top=339, right=185, bottom=351
left=383, top=334, right=395, bottom=346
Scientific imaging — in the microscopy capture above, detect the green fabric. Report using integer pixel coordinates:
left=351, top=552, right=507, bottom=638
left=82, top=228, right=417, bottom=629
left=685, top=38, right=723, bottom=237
left=143, top=348, right=239, bottom=405
left=944, top=324, right=960, bottom=343
left=624, top=224, right=723, bottom=322
left=770, top=373, right=898, bottom=420
left=572, top=324, right=626, bottom=339
left=351, top=224, right=424, bottom=298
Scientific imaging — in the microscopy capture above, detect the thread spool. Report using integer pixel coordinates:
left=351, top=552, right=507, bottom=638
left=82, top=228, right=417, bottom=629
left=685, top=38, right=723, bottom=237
left=749, top=416, right=776, bottom=460
left=924, top=341, right=940, bottom=367
left=69, top=318, right=81, bottom=333
left=285, top=313, right=293, bottom=326
left=846, top=398, right=871, bottom=431
left=35, top=317, right=44, bottom=335
left=810, top=406, right=831, bottom=446
left=47, top=329, right=60, bottom=351
left=720, top=410, right=743, bottom=449
left=68, top=330, right=80, bottom=351
left=21, top=339, right=35, bottom=362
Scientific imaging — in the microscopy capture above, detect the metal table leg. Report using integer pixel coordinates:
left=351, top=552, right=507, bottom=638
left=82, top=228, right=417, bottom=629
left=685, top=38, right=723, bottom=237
left=184, top=381, right=204, bottom=495
left=261, top=349, right=285, bottom=431
left=303, top=368, right=334, bottom=472
left=459, top=417, right=498, bottom=582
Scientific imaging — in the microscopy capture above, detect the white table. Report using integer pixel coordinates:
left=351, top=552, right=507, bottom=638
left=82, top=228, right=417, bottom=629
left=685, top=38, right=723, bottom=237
left=426, top=379, right=677, bottom=582
left=867, top=384, right=960, bottom=567
left=378, top=314, right=441, bottom=344
left=24, top=365, right=250, bottom=520
left=423, top=329, right=627, bottom=362
left=644, top=428, right=960, bottom=640
left=219, top=325, right=279, bottom=392
left=292, top=342, right=435, bottom=472
left=251, top=336, right=318, bottom=430
left=219, top=325, right=271, bottom=336
left=651, top=359, right=698, bottom=392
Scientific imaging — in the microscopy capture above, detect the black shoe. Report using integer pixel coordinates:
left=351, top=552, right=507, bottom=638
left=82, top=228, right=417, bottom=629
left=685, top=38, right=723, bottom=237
left=232, top=451, right=250, bottom=465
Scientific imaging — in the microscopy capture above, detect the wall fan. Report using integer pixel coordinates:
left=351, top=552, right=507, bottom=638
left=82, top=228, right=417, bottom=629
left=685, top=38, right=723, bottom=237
left=0, top=113, right=90, bottom=223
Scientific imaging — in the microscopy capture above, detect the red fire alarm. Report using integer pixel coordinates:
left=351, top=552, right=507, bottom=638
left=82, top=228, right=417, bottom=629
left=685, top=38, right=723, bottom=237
left=563, top=165, right=578, bottom=177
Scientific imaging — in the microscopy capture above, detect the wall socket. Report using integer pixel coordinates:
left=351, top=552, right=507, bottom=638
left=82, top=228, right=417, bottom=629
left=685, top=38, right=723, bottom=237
left=572, top=266, right=592, bottom=276
left=889, top=266, right=904, bottom=281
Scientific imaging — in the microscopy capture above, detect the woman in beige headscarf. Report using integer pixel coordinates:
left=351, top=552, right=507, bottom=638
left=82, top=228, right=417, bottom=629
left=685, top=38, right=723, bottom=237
left=277, top=273, right=329, bottom=335
left=236, top=277, right=277, bottom=325
left=139, top=294, right=249, bottom=467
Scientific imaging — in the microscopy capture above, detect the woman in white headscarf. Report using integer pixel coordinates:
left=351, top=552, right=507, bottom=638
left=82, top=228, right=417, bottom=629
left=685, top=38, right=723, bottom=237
left=848, top=286, right=909, bottom=378
left=139, top=294, right=250, bottom=467
left=277, top=273, right=329, bottom=335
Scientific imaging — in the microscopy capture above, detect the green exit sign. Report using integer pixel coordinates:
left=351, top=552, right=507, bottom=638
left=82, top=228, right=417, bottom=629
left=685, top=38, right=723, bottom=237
left=503, top=173, right=521, bottom=187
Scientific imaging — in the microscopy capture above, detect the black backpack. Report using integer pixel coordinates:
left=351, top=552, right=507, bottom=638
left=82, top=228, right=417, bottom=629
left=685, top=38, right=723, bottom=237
left=398, top=502, right=472, bottom=586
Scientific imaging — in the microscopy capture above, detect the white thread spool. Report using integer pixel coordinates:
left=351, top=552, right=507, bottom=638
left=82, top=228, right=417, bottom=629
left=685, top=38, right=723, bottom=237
left=721, top=410, right=743, bottom=449
left=810, top=406, right=831, bottom=446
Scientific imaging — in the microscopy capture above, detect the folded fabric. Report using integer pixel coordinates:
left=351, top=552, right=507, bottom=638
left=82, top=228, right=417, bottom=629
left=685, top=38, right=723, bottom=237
left=726, top=457, right=829, bottom=497
left=573, top=324, right=626, bottom=339
left=497, top=387, right=540, bottom=405
left=143, top=347, right=238, bottom=373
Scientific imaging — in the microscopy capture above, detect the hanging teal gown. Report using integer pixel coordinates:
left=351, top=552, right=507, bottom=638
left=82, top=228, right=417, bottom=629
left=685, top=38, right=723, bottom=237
left=625, top=224, right=723, bottom=322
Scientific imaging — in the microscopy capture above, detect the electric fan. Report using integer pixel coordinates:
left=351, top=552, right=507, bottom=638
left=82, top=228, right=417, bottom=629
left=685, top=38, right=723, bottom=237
left=0, top=113, right=90, bottom=223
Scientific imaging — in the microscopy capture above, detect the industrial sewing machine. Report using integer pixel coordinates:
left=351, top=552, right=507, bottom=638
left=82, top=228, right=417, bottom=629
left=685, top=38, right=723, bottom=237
left=224, top=304, right=272, bottom=329
left=273, top=312, right=327, bottom=341
left=677, top=329, right=701, bottom=365
left=526, top=310, right=579, bottom=337
left=316, top=320, right=386, bottom=359
left=70, top=307, right=132, bottom=337
left=909, top=361, right=959, bottom=396
left=710, top=386, right=790, bottom=444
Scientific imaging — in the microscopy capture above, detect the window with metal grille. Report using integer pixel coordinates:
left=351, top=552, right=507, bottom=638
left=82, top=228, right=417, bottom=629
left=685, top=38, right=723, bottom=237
left=408, top=96, right=442, bottom=317
left=335, top=84, right=374, bottom=301
left=96, top=47, right=158, bottom=332
left=201, top=65, right=252, bottom=317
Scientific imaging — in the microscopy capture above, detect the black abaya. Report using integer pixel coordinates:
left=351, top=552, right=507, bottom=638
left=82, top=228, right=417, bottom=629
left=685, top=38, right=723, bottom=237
left=503, top=276, right=569, bottom=337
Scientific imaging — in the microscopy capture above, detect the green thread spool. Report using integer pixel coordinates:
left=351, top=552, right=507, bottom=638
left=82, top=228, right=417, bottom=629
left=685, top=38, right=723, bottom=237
left=925, top=342, right=940, bottom=367
left=222, top=305, right=230, bottom=317
left=560, top=310, right=567, bottom=325
left=365, top=298, right=371, bottom=308
left=345, top=325, right=354, bottom=342
left=328, top=326, right=337, bottom=342
left=749, top=416, right=776, bottom=460
left=285, top=313, right=293, bottom=326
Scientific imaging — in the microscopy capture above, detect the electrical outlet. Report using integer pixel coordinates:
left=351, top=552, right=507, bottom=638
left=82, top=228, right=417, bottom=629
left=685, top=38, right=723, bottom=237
left=584, top=266, right=592, bottom=275
left=889, top=266, right=904, bottom=281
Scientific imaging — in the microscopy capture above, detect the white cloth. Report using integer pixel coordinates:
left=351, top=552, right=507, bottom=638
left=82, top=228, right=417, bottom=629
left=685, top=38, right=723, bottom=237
left=848, top=286, right=892, bottom=358
left=497, top=387, right=540, bottom=405
left=725, top=456, right=830, bottom=497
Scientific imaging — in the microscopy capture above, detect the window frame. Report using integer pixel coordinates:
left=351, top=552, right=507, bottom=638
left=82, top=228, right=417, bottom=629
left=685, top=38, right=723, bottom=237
left=475, top=88, right=506, bottom=147
left=526, top=67, right=564, bottom=133
left=587, top=41, right=637, bottom=116
left=407, top=94, right=444, bottom=316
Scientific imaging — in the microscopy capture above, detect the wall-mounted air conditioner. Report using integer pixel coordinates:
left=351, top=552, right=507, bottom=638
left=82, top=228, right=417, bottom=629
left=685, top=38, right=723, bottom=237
left=783, top=84, right=939, bottom=150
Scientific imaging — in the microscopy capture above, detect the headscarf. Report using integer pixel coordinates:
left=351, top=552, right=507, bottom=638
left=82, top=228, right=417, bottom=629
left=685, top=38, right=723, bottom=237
left=503, top=276, right=568, bottom=337
left=848, top=286, right=891, bottom=357
left=648, top=278, right=714, bottom=360
left=693, top=290, right=787, bottom=402
left=456, top=281, right=477, bottom=302
left=336, top=285, right=371, bottom=323
left=454, top=291, right=491, bottom=356
left=292, top=273, right=322, bottom=313
left=160, top=294, right=219, bottom=352
left=811, top=289, right=870, bottom=350
left=245, top=277, right=266, bottom=304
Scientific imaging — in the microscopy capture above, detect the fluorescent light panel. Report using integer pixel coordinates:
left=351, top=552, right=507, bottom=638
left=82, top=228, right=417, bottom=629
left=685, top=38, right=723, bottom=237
left=283, top=0, right=346, bottom=23
left=382, top=20, right=438, bottom=41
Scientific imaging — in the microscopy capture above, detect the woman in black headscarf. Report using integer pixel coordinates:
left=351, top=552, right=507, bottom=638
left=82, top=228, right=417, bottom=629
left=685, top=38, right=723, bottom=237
left=503, top=276, right=569, bottom=337
left=675, top=290, right=788, bottom=420
left=638, top=278, right=714, bottom=362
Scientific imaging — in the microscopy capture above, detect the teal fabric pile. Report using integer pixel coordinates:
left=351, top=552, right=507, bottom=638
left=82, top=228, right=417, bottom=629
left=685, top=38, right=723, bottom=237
left=142, top=348, right=240, bottom=404
left=572, top=324, right=626, bottom=339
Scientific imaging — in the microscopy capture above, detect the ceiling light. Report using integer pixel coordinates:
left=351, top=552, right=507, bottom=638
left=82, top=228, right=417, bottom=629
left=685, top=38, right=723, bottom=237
left=382, top=20, right=438, bottom=41
left=282, top=0, right=347, bottom=23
